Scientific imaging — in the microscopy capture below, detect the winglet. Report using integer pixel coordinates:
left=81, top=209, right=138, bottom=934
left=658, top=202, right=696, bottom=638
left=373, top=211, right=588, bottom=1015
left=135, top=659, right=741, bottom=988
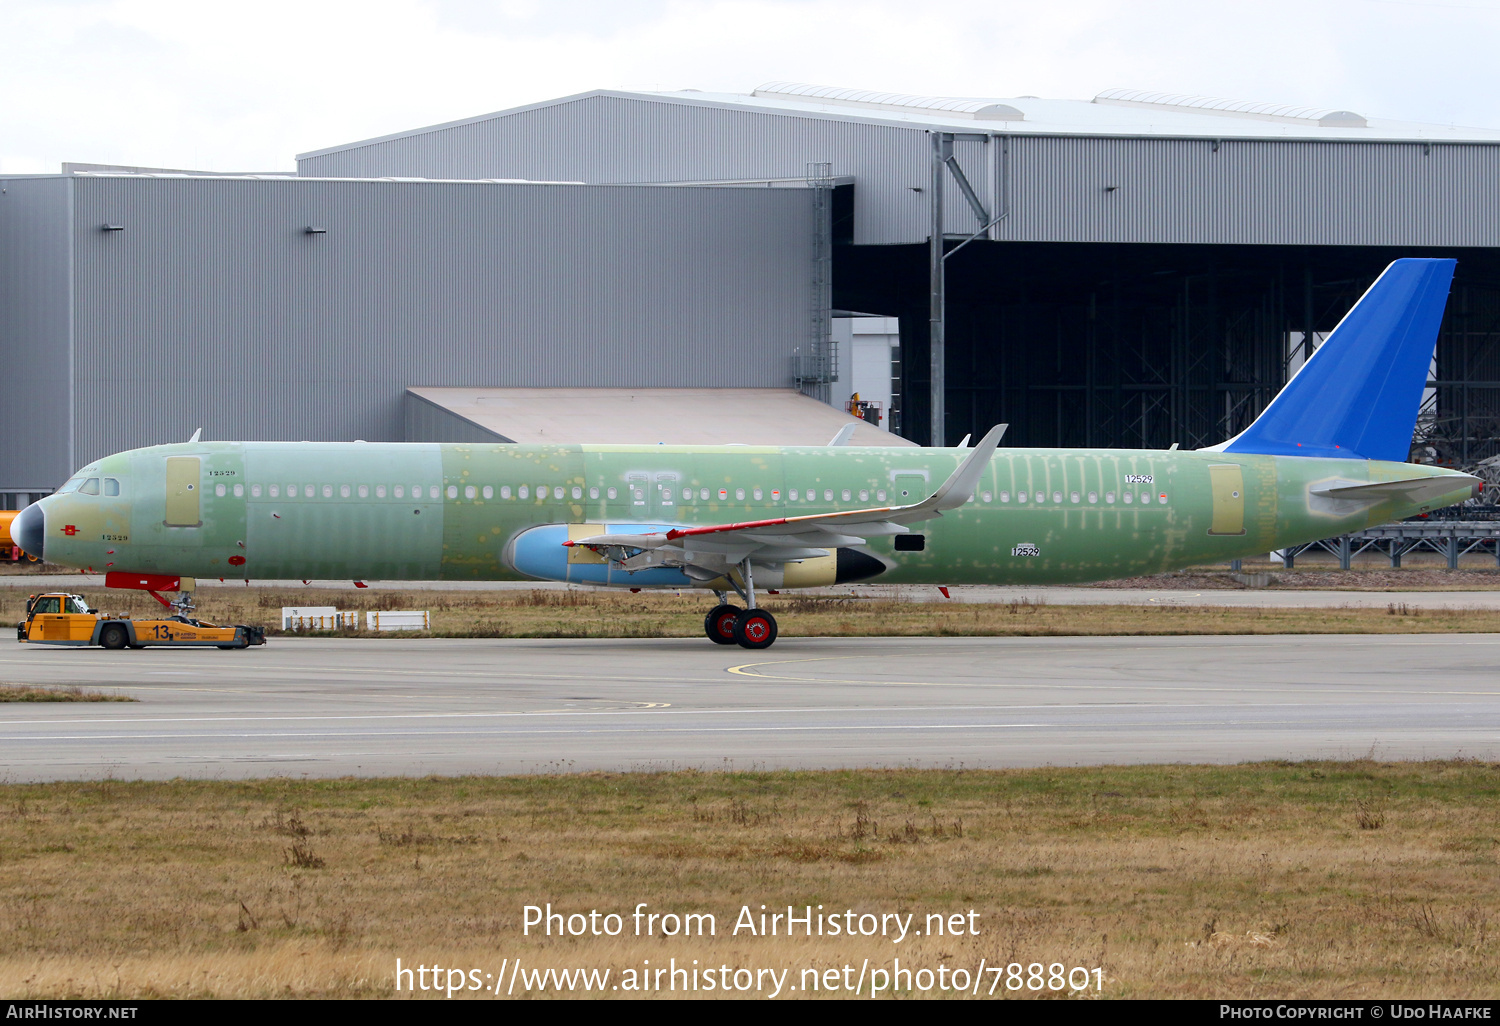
left=924, top=423, right=1006, bottom=512
left=828, top=423, right=858, bottom=446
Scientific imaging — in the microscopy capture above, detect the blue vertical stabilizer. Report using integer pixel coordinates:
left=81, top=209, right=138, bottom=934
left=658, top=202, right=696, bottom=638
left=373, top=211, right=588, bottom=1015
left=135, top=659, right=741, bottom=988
left=1217, top=258, right=1455, bottom=461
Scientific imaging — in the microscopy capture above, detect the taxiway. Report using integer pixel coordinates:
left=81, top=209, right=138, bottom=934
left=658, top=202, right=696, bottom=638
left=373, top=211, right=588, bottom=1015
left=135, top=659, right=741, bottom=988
left=1, top=633, right=1496, bottom=780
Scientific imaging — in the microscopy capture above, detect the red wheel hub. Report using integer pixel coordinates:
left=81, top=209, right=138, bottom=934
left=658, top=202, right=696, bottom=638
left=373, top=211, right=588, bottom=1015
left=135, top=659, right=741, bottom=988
left=741, top=615, right=770, bottom=642
left=714, top=611, right=738, bottom=639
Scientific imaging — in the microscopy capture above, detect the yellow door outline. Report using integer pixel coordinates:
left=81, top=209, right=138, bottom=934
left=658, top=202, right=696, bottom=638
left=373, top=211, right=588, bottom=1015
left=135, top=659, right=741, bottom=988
left=164, top=457, right=202, bottom=527
left=1207, top=464, right=1246, bottom=536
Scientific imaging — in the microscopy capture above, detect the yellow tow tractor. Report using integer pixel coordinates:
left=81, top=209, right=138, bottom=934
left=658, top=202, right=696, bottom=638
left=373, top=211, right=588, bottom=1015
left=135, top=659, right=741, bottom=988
left=16, top=592, right=266, bottom=650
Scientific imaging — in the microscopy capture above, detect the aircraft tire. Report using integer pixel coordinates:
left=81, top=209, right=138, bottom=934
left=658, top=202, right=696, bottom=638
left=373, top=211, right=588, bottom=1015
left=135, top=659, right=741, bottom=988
left=705, top=604, right=741, bottom=645
left=733, top=608, right=778, bottom=650
left=99, top=624, right=128, bottom=650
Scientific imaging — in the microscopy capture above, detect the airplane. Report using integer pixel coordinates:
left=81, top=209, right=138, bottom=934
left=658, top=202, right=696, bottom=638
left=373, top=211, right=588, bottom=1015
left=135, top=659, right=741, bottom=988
left=8, top=258, right=1480, bottom=649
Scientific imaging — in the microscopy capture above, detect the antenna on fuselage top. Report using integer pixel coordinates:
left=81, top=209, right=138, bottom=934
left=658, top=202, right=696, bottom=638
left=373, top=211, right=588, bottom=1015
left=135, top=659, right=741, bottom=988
left=187, top=428, right=202, bottom=443
left=957, top=433, right=971, bottom=448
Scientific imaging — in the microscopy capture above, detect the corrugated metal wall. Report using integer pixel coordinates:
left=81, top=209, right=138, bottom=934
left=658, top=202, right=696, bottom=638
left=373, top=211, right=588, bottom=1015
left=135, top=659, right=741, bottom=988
left=0, top=177, right=72, bottom=492
left=998, top=136, right=1500, bottom=247
left=0, top=175, right=812, bottom=482
left=298, top=96, right=952, bottom=245
left=403, top=391, right=508, bottom=443
left=298, top=95, right=1500, bottom=249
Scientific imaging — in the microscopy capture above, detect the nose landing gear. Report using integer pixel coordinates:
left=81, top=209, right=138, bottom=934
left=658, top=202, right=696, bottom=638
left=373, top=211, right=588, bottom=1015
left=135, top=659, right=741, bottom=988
left=701, top=560, right=780, bottom=649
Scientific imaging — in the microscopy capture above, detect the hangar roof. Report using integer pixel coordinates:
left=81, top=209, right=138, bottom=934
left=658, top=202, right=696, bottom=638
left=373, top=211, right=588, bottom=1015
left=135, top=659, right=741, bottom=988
left=299, top=81, right=1500, bottom=161
left=405, top=388, right=912, bottom=447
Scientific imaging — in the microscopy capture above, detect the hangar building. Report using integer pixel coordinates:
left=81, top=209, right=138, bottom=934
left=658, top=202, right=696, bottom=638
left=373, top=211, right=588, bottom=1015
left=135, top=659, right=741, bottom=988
left=301, top=83, right=1500, bottom=456
left=0, top=172, right=834, bottom=501
left=5, top=82, right=1500, bottom=504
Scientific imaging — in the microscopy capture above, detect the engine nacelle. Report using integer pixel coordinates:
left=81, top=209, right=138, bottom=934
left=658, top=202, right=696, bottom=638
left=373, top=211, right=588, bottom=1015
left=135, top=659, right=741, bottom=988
left=506, top=523, right=694, bottom=587
left=504, top=524, right=889, bottom=589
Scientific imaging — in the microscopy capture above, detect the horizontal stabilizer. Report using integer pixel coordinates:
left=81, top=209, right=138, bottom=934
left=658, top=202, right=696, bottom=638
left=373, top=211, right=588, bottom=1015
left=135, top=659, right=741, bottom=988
left=1215, top=259, right=1455, bottom=461
left=1311, top=473, right=1480, bottom=506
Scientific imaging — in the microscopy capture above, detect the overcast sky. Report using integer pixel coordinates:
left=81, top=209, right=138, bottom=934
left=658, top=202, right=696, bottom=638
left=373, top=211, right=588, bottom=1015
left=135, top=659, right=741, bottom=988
left=3, top=0, right=1497, bottom=174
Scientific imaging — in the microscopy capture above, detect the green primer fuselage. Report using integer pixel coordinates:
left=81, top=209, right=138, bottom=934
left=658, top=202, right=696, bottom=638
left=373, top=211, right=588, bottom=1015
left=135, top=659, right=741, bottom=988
left=40, top=441, right=1476, bottom=586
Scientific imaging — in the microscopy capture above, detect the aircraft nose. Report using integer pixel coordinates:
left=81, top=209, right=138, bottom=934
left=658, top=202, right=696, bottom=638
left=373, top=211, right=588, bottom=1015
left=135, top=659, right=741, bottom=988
left=10, top=502, right=44, bottom=560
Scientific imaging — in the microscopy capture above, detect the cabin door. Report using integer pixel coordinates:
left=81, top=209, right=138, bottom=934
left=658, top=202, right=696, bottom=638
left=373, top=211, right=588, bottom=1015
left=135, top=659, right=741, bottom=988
left=164, top=457, right=202, bottom=527
left=1207, top=464, right=1247, bottom=536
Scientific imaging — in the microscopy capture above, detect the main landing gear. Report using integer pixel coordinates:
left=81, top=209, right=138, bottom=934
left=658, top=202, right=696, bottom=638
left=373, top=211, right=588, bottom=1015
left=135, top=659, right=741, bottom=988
left=701, top=560, right=779, bottom=650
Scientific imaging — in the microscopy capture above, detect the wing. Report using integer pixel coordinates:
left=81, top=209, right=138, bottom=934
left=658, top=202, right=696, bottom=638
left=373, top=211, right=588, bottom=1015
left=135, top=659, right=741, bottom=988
left=566, top=424, right=1007, bottom=577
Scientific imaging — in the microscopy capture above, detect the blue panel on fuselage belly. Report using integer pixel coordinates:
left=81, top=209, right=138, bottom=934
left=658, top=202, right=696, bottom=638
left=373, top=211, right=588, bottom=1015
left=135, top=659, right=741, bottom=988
left=509, top=523, right=692, bottom=587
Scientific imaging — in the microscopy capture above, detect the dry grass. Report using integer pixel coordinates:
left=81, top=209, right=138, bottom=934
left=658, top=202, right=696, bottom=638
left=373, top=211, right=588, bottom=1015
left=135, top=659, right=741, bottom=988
left=0, top=762, right=1497, bottom=999
left=8, top=585, right=1500, bottom=642
left=0, top=683, right=136, bottom=702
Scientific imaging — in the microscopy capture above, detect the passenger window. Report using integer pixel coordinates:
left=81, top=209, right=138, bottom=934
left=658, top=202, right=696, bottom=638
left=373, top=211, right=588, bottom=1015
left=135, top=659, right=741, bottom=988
left=80, top=478, right=100, bottom=496
left=550, top=486, right=561, bottom=500
left=1123, top=492, right=1134, bottom=503
left=1052, top=492, right=1062, bottom=503
left=359, top=485, right=369, bottom=498
left=519, top=486, right=530, bottom=499
left=377, top=485, right=387, bottom=498
left=999, top=491, right=1009, bottom=502
left=430, top=486, right=440, bottom=500
left=215, top=483, right=226, bottom=497
left=607, top=487, right=617, bottom=500
left=981, top=491, right=991, bottom=503
left=1141, top=493, right=1153, bottom=504
left=735, top=488, right=745, bottom=501
left=104, top=478, right=120, bottom=497
left=340, top=484, right=351, bottom=498
left=1105, top=491, right=1115, bottom=502
left=1088, top=491, right=1097, bottom=503
left=1035, top=492, right=1044, bottom=503
left=683, top=488, right=692, bottom=501
left=465, top=486, right=476, bottom=500
left=772, top=489, right=781, bottom=500
left=1158, top=493, right=1168, bottom=503
left=322, top=485, right=333, bottom=498
left=234, top=483, right=244, bottom=497
left=268, top=485, right=279, bottom=498
left=394, top=485, right=405, bottom=498
left=877, top=490, right=887, bottom=502
left=842, top=489, right=851, bottom=501
left=790, top=489, right=799, bottom=501
left=252, top=484, right=263, bottom=498
left=699, top=488, right=708, bottom=500
left=1018, top=492, right=1028, bottom=503
left=447, top=485, right=458, bottom=499
left=1070, top=492, right=1080, bottom=503
left=588, top=487, right=598, bottom=499
left=719, top=489, right=728, bottom=500
left=824, top=489, right=833, bottom=502
left=573, top=486, right=583, bottom=500
left=500, top=485, right=511, bottom=499
left=753, top=488, right=763, bottom=501
left=412, top=484, right=422, bottom=498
